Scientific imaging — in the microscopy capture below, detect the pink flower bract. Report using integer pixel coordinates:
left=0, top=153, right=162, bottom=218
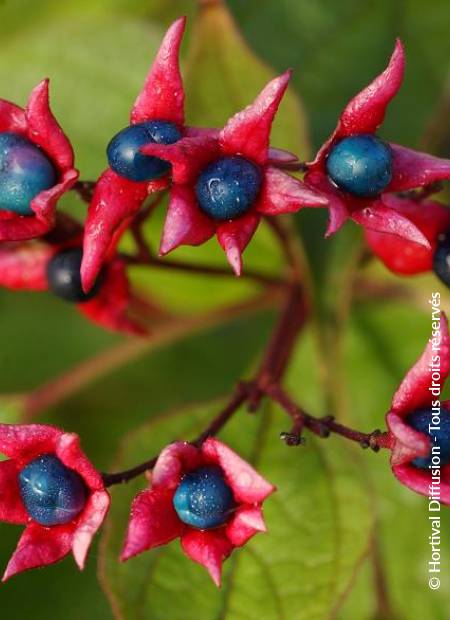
left=121, top=438, right=275, bottom=586
left=0, top=424, right=110, bottom=581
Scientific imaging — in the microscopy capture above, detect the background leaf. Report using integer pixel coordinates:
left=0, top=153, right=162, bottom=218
left=99, top=349, right=374, bottom=620
left=336, top=301, right=450, bottom=619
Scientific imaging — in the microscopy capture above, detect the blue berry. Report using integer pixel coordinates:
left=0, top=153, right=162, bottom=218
left=47, top=248, right=102, bottom=303
left=19, top=454, right=87, bottom=526
left=107, top=120, right=181, bottom=182
left=326, top=134, right=392, bottom=198
left=407, top=408, right=450, bottom=468
left=173, top=466, right=235, bottom=529
left=0, top=132, right=56, bottom=215
left=433, top=233, right=450, bottom=288
left=195, top=156, right=262, bottom=221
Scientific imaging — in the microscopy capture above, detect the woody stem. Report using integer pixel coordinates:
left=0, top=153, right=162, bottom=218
left=265, top=383, right=392, bottom=450
left=73, top=180, right=96, bottom=203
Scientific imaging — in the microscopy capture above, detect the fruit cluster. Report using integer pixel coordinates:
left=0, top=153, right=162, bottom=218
left=0, top=17, right=449, bottom=585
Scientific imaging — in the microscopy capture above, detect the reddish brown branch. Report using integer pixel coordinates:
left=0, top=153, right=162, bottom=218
left=68, top=176, right=390, bottom=487
left=73, top=180, right=96, bottom=203
left=264, top=216, right=302, bottom=279
left=101, top=280, right=390, bottom=487
left=102, top=455, right=158, bottom=487
left=192, top=383, right=250, bottom=447
left=102, top=282, right=307, bottom=486
left=129, top=193, right=167, bottom=261
left=102, top=379, right=390, bottom=487
left=248, top=282, right=306, bottom=410
left=123, top=252, right=283, bottom=287
left=265, top=383, right=391, bottom=450
left=273, top=161, right=308, bottom=173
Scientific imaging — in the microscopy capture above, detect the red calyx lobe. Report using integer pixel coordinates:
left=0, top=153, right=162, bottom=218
left=365, top=196, right=450, bottom=274
left=0, top=80, right=78, bottom=241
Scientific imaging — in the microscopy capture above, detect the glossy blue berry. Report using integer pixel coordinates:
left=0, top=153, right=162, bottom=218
left=107, top=120, right=182, bottom=182
left=433, top=233, right=450, bottom=288
left=407, top=408, right=450, bottom=468
left=195, top=156, right=262, bottom=221
left=47, top=248, right=102, bottom=303
left=0, top=132, right=57, bottom=215
left=19, top=454, right=87, bottom=526
left=326, top=134, right=392, bottom=198
left=173, top=466, right=235, bottom=529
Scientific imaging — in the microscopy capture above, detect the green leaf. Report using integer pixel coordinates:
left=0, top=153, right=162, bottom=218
left=0, top=529, right=112, bottom=620
left=0, top=6, right=288, bottom=616
left=184, top=0, right=310, bottom=159
left=0, top=2, right=447, bottom=618
left=0, top=395, right=27, bottom=425
left=0, top=291, right=118, bottom=393
left=99, top=326, right=374, bottom=619
left=228, top=0, right=450, bottom=150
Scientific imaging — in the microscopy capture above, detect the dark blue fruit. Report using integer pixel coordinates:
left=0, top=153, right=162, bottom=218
left=107, top=120, right=181, bottom=182
left=19, top=454, right=87, bottom=526
left=326, top=134, right=392, bottom=198
left=195, top=156, right=262, bottom=220
left=173, top=466, right=235, bottom=529
left=433, top=233, right=450, bottom=288
left=47, top=248, right=101, bottom=303
left=0, top=132, right=56, bottom=215
left=407, top=408, right=450, bottom=468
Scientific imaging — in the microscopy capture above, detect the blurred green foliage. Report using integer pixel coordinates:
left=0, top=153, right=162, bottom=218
left=0, top=0, right=449, bottom=618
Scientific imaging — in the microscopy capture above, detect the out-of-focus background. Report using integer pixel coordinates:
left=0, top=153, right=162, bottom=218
left=0, top=1, right=449, bottom=618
